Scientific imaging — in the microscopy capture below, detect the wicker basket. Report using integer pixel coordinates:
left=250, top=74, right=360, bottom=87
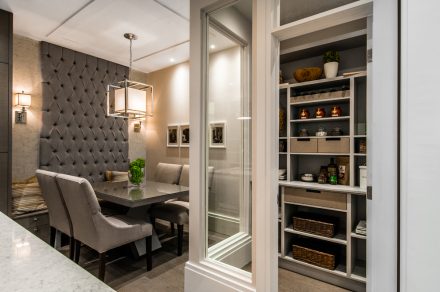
left=293, top=215, right=335, bottom=238
left=292, top=244, right=336, bottom=270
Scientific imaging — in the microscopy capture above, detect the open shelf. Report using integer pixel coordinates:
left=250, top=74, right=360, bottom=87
left=285, top=226, right=347, bottom=245
left=290, top=116, right=350, bottom=123
left=282, top=255, right=347, bottom=277
left=279, top=180, right=367, bottom=195
left=290, top=135, right=349, bottom=139
left=284, top=201, right=347, bottom=213
left=290, top=152, right=350, bottom=156
left=351, top=260, right=367, bottom=282
left=351, top=232, right=366, bottom=240
left=290, top=96, right=350, bottom=106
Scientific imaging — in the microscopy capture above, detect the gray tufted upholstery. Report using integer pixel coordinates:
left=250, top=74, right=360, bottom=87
left=39, top=42, right=129, bottom=182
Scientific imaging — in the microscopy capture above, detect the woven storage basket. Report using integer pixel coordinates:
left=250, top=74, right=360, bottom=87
left=293, top=216, right=335, bottom=238
left=292, top=244, right=336, bottom=270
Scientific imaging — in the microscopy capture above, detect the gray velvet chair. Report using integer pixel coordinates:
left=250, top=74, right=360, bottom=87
left=55, top=173, right=153, bottom=281
left=35, top=169, right=75, bottom=260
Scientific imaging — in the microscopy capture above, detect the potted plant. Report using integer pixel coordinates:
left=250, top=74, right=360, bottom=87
left=323, top=51, right=340, bottom=78
left=128, top=158, right=145, bottom=186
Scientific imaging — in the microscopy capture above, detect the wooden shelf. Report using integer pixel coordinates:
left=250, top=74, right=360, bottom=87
left=290, top=96, right=350, bottom=106
left=354, top=135, right=367, bottom=138
left=279, top=152, right=288, bottom=155
left=279, top=137, right=288, bottom=139
left=285, top=226, right=347, bottom=245
left=290, top=116, right=350, bottom=123
left=290, top=152, right=350, bottom=156
left=351, top=232, right=366, bottom=240
left=282, top=256, right=347, bottom=277
left=279, top=181, right=367, bottom=195
left=354, top=153, right=367, bottom=157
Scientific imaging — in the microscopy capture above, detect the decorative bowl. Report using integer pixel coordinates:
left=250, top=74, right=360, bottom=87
left=293, top=67, right=322, bottom=83
left=301, top=173, right=315, bottom=182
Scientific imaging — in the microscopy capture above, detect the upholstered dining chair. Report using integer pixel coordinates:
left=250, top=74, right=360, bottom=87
left=35, top=169, right=75, bottom=260
left=154, top=162, right=183, bottom=184
left=55, top=173, right=153, bottom=281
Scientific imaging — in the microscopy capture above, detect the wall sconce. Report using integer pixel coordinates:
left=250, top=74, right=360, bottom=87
left=134, top=122, right=142, bottom=133
left=14, top=91, right=31, bottom=124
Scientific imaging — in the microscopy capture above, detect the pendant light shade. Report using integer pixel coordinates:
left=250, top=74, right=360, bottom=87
left=107, top=33, right=154, bottom=119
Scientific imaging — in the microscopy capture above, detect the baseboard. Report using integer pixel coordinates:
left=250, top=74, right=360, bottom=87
left=184, top=261, right=254, bottom=292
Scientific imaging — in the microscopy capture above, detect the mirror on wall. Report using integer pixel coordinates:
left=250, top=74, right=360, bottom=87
left=204, top=0, right=252, bottom=272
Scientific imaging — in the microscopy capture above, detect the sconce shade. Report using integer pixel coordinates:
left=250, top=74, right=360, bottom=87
left=107, top=79, right=153, bottom=119
left=15, top=92, right=31, bottom=108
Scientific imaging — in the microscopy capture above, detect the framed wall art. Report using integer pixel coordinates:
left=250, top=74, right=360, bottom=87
left=180, top=124, right=190, bottom=147
left=209, top=122, right=226, bottom=148
left=167, top=125, right=179, bottom=147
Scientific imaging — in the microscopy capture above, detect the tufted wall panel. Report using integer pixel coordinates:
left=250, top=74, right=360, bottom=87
left=40, top=42, right=129, bottom=182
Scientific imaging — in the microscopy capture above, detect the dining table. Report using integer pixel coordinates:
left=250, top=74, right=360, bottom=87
left=92, top=180, right=189, bottom=255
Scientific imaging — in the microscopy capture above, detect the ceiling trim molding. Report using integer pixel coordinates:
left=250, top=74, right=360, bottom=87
left=153, top=0, right=189, bottom=21
left=45, top=0, right=95, bottom=37
left=133, top=40, right=189, bottom=62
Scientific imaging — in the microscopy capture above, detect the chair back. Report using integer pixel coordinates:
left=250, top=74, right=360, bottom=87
left=56, top=174, right=101, bottom=247
left=155, top=163, right=182, bottom=184
left=179, top=165, right=190, bottom=187
left=35, top=169, right=71, bottom=236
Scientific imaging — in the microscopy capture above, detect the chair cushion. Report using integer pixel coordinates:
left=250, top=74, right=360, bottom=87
left=149, top=203, right=189, bottom=225
left=166, top=200, right=189, bottom=210
left=155, top=163, right=182, bottom=184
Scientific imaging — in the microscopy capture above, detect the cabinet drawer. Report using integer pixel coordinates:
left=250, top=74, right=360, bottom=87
left=317, top=137, right=349, bottom=153
left=290, top=138, right=318, bottom=153
left=15, top=213, right=49, bottom=228
left=284, top=187, right=347, bottom=211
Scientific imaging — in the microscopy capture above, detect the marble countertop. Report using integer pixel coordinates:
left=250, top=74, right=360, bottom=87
left=0, top=212, right=114, bottom=292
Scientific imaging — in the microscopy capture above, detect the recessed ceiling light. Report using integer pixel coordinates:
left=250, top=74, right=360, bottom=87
left=210, top=44, right=216, bottom=49
left=170, top=58, right=175, bottom=62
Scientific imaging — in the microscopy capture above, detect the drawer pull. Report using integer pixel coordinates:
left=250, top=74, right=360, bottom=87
left=297, top=138, right=311, bottom=142
left=306, top=189, right=321, bottom=194
left=325, top=137, right=341, bottom=141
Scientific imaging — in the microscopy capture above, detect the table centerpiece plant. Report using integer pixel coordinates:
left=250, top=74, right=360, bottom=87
left=128, top=158, right=145, bottom=186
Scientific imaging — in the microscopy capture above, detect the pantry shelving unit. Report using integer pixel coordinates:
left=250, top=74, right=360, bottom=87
left=276, top=1, right=371, bottom=291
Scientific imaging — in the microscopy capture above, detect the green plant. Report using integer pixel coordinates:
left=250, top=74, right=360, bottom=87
left=129, top=158, right=145, bottom=185
left=323, top=51, right=340, bottom=63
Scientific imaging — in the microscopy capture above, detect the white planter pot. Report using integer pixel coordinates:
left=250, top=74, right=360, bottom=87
left=324, top=62, right=339, bottom=78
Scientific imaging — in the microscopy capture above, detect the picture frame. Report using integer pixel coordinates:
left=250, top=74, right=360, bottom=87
left=209, top=122, right=226, bottom=148
left=167, top=125, right=179, bottom=147
left=180, top=124, right=190, bottom=147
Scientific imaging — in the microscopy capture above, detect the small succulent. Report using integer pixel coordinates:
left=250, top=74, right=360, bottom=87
left=323, top=51, right=340, bottom=63
left=129, top=158, right=145, bottom=185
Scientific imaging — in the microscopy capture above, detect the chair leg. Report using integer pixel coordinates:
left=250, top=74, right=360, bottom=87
left=74, top=240, right=81, bottom=264
left=69, top=236, right=75, bottom=260
left=146, top=236, right=152, bottom=271
left=170, top=222, right=175, bottom=235
left=49, top=227, right=56, bottom=247
left=177, top=224, right=184, bottom=256
left=98, top=252, right=106, bottom=281
left=151, top=217, right=156, bottom=229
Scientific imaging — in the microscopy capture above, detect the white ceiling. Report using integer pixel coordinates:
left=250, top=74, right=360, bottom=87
left=0, top=0, right=190, bottom=73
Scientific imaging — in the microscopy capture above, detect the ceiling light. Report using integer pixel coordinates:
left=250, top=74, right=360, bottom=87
left=107, top=33, right=154, bottom=120
left=170, top=58, right=175, bottom=62
left=210, top=44, right=216, bottom=49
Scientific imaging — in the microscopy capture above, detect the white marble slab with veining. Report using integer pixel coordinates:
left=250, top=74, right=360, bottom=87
left=0, top=212, right=114, bottom=292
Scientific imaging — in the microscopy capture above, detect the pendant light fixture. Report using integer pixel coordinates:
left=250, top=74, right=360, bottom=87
left=107, top=33, right=154, bottom=119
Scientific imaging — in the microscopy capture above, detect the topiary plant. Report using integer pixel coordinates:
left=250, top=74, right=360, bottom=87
left=129, top=158, right=145, bottom=186
left=323, top=51, right=340, bottom=63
